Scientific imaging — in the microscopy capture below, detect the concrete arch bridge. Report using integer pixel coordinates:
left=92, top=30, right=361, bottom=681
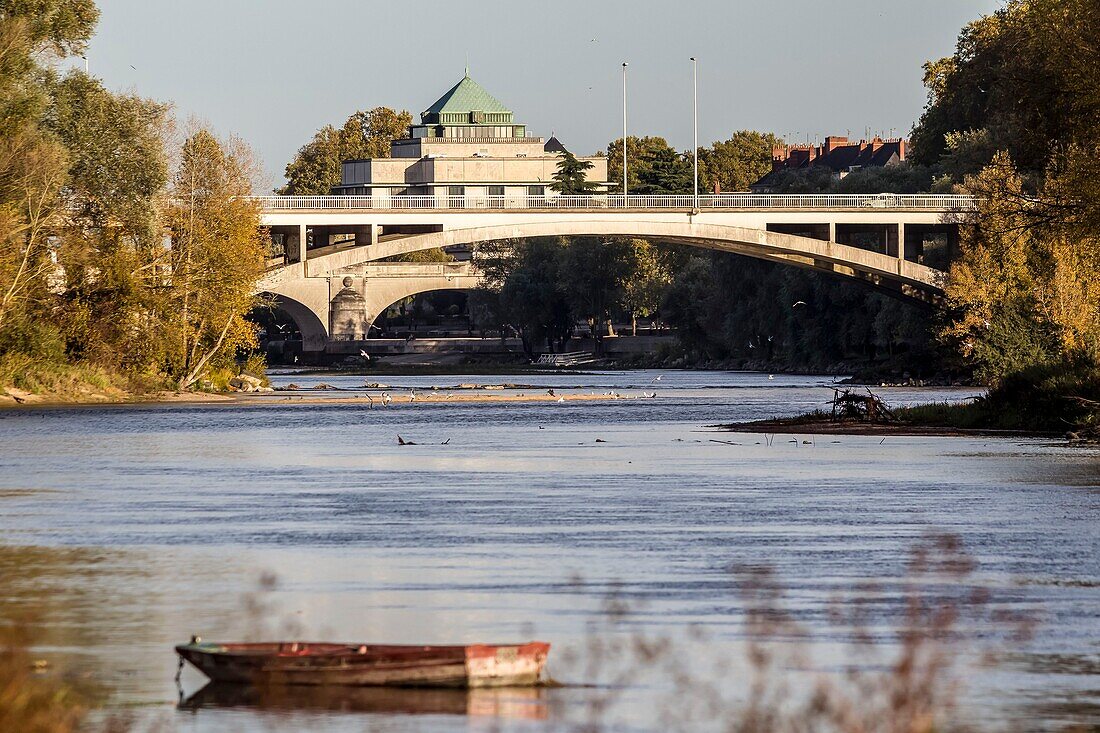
left=253, top=194, right=971, bottom=352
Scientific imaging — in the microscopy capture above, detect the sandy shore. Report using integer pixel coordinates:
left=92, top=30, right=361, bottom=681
left=0, top=388, right=647, bottom=409
left=246, top=391, right=646, bottom=406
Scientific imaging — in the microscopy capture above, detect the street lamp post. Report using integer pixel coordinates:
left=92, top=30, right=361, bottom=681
left=691, top=57, right=699, bottom=212
left=622, top=62, right=629, bottom=201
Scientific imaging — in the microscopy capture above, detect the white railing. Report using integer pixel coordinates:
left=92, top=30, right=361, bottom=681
left=534, top=351, right=598, bottom=366
left=254, top=194, right=975, bottom=212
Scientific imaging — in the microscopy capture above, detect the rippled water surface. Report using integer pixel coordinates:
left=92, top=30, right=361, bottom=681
left=0, top=370, right=1096, bottom=732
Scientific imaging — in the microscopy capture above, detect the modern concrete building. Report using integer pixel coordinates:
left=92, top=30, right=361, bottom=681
left=333, top=73, right=608, bottom=203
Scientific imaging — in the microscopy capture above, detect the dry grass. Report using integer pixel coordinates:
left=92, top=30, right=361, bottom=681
left=557, top=534, right=1061, bottom=733
left=0, top=626, right=90, bottom=733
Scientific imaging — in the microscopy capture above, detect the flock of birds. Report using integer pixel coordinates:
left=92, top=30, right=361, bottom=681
left=356, top=372, right=666, bottom=408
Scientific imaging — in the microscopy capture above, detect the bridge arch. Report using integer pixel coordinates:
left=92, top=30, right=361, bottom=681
left=257, top=290, right=329, bottom=352
left=363, top=275, right=481, bottom=331
left=301, top=220, right=946, bottom=301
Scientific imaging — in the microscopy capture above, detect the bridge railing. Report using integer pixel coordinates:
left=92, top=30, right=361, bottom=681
left=254, top=194, right=976, bottom=212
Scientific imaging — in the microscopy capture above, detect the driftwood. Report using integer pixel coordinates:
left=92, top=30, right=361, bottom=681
left=830, top=388, right=898, bottom=424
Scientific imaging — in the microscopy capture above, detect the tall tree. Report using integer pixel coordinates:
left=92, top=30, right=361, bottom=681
left=0, top=16, right=66, bottom=337
left=916, top=0, right=1100, bottom=380
left=0, top=0, right=98, bottom=56
left=558, top=237, right=635, bottom=350
left=549, top=151, right=598, bottom=195
left=606, top=136, right=684, bottom=193
left=621, top=239, right=673, bottom=335
left=280, top=107, right=412, bottom=195
left=166, top=130, right=266, bottom=389
left=45, top=72, right=170, bottom=367
left=698, top=131, right=783, bottom=193
left=476, top=238, right=573, bottom=357
left=910, top=0, right=1100, bottom=178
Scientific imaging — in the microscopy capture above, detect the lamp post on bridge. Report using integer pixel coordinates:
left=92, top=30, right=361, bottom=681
left=622, top=62, right=629, bottom=202
left=691, top=56, right=699, bottom=213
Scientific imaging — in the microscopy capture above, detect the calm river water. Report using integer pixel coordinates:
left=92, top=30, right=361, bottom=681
left=0, top=370, right=1096, bottom=732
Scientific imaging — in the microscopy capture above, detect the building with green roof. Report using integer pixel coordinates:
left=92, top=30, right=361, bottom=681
left=336, top=73, right=607, bottom=202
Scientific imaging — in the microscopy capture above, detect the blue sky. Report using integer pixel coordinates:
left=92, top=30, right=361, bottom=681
left=83, top=0, right=1003, bottom=187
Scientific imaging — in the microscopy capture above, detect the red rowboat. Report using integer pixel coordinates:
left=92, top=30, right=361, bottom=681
left=175, top=639, right=551, bottom=688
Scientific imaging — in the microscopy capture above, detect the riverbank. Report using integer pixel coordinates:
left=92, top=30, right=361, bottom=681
left=714, top=415, right=1053, bottom=439
left=718, top=361, right=1100, bottom=444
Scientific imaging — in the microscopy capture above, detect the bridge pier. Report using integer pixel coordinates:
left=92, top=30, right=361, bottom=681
left=256, top=262, right=482, bottom=352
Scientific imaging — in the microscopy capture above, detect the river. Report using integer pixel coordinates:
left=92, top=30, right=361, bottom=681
left=0, top=370, right=1096, bottom=732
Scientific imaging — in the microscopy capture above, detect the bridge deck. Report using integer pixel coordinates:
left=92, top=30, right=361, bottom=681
left=255, top=193, right=974, bottom=213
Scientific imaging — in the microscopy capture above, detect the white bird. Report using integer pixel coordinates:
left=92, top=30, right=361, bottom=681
left=359, top=349, right=370, bottom=360
left=768, top=375, right=775, bottom=380
left=381, top=392, right=392, bottom=406
left=557, top=396, right=565, bottom=403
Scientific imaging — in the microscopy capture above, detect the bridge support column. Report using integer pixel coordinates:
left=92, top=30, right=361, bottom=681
left=896, top=224, right=905, bottom=262
left=350, top=226, right=372, bottom=248
left=886, top=225, right=900, bottom=258
left=285, top=224, right=308, bottom=263
left=829, top=222, right=836, bottom=243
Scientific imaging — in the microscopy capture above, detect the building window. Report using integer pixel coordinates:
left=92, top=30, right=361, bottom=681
left=448, top=185, right=465, bottom=208
left=488, top=185, right=505, bottom=208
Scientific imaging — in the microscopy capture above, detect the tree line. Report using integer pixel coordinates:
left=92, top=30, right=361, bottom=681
left=0, top=0, right=268, bottom=395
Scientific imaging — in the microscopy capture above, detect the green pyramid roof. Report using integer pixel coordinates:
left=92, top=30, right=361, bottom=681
left=423, top=75, right=511, bottom=118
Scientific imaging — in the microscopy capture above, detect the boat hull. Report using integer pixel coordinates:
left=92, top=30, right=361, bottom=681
left=175, top=641, right=549, bottom=688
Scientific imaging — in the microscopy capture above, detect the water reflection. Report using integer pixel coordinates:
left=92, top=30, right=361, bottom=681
left=180, top=683, right=548, bottom=720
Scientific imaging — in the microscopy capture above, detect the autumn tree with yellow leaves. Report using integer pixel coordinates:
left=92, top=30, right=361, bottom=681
left=915, top=0, right=1100, bottom=384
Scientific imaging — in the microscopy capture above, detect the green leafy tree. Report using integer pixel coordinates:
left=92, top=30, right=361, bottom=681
left=474, top=238, right=573, bottom=357
left=698, top=131, right=783, bottom=193
left=621, top=239, right=673, bottom=335
left=0, top=16, right=67, bottom=339
left=0, top=0, right=98, bottom=56
left=634, top=145, right=692, bottom=194
left=910, top=0, right=1100, bottom=176
left=607, top=136, right=682, bottom=193
left=917, top=0, right=1100, bottom=382
left=45, top=72, right=170, bottom=367
left=549, top=151, right=598, bottom=195
left=280, top=107, right=412, bottom=195
left=558, top=237, right=637, bottom=351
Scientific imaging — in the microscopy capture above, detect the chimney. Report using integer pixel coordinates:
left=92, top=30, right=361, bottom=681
left=824, top=136, right=848, bottom=154
left=896, top=139, right=907, bottom=161
left=871, top=136, right=884, bottom=152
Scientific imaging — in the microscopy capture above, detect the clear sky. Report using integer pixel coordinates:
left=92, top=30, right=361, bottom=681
left=82, top=0, right=1003, bottom=189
